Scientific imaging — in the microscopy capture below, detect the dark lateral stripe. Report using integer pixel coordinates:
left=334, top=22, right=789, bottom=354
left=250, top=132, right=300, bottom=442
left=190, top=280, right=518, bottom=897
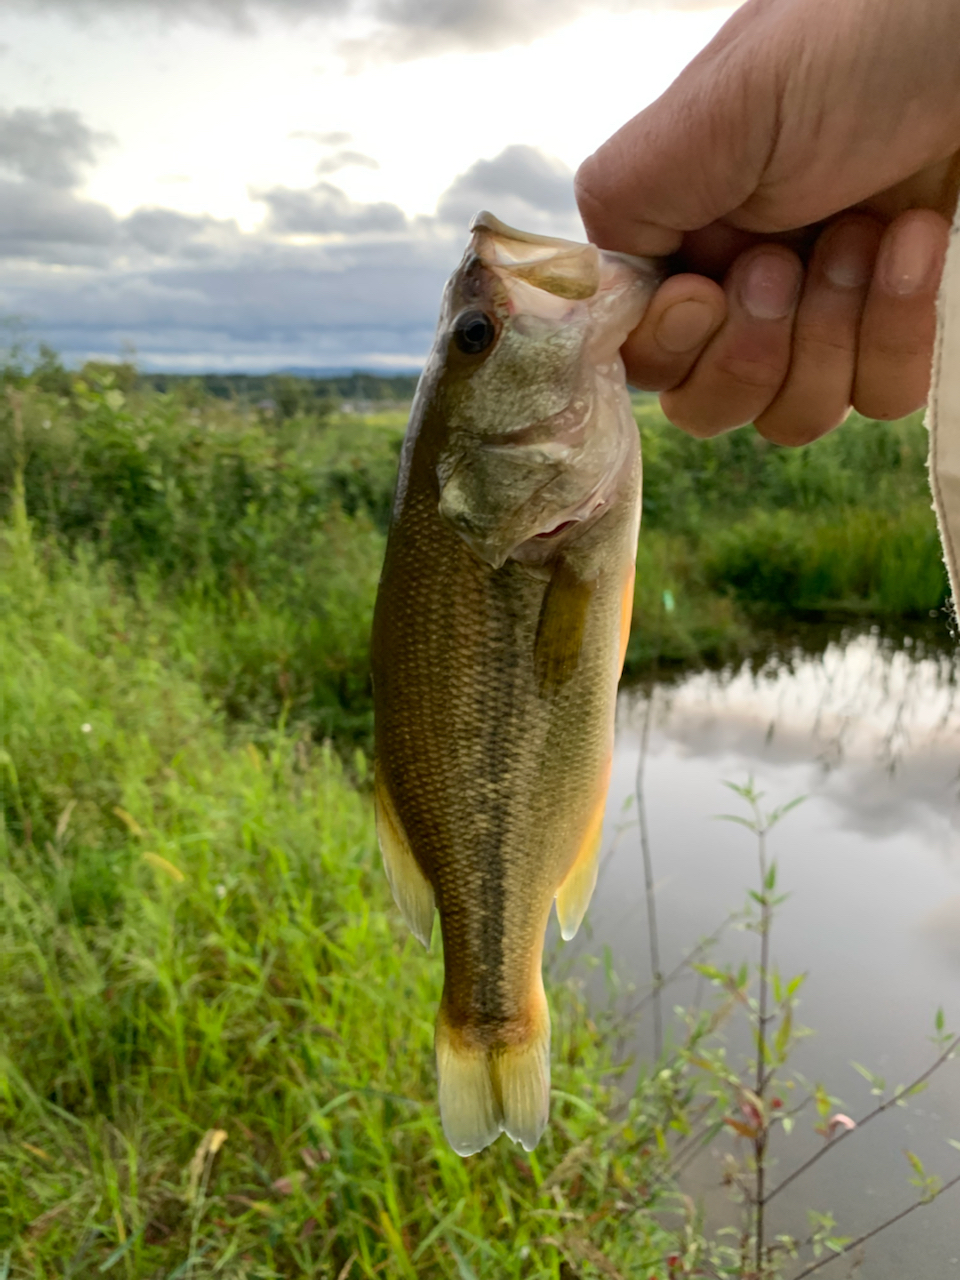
left=467, top=561, right=539, bottom=1031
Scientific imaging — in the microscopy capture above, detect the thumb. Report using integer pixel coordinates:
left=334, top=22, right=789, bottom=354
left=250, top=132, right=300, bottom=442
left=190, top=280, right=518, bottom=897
left=575, top=1, right=781, bottom=256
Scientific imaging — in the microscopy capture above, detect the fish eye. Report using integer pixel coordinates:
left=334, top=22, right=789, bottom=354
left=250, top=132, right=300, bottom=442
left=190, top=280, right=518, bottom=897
left=453, top=309, right=496, bottom=355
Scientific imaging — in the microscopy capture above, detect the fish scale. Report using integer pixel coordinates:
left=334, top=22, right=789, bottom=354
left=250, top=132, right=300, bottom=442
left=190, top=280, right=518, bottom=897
left=372, top=211, right=659, bottom=1155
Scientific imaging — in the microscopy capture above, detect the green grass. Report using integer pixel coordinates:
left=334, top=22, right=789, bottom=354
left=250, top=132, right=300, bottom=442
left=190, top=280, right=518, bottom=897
left=0, top=525, right=697, bottom=1278
left=0, top=362, right=951, bottom=738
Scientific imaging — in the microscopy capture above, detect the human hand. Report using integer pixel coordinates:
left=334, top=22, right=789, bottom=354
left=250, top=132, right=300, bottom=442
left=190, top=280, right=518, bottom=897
left=575, top=0, right=960, bottom=444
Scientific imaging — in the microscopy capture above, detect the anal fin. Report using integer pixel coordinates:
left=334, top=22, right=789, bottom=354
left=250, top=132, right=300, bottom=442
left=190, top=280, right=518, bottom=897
left=374, top=765, right=435, bottom=949
left=555, top=774, right=608, bottom=941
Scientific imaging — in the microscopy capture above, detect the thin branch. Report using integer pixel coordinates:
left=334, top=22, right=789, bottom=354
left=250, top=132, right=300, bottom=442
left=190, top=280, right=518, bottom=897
left=621, top=911, right=741, bottom=1022
left=669, top=1119, right=727, bottom=1181
left=637, top=692, right=663, bottom=1058
left=788, top=1169, right=960, bottom=1280
left=754, top=809, right=771, bottom=1278
left=766, top=1032, right=960, bottom=1206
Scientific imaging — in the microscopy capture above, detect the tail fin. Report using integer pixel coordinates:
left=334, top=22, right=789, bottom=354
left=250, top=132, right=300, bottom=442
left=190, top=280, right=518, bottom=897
left=435, top=990, right=551, bottom=1157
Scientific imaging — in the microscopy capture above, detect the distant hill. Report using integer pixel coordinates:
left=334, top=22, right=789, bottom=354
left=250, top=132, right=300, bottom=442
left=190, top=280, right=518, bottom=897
left=140, top=370, right=420, bottom=404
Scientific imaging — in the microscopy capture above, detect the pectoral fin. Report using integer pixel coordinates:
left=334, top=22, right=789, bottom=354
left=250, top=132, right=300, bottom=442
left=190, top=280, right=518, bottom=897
left=374, top=766, right=436, bottom=949
left=555, top=778, right=608, bottom=941
left=534, top=561, right=595, bottom=696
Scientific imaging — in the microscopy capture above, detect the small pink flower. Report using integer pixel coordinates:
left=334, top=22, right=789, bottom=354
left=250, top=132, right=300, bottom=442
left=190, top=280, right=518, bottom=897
left=827, top=1113, right=856, bottom=1137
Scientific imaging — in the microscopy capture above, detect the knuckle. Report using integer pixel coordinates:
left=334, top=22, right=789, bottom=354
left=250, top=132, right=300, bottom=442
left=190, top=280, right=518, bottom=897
left=573, top=160, right=605, bottom=220
left=712, top=353, right=787, bottom=395
left=793, top=327, right=855, bottom=363
left=865, top=332, right=930, bottom=365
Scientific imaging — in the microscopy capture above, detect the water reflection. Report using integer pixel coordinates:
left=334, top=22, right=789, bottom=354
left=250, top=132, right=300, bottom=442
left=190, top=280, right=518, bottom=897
left=646, top=631, right=960, bottom=843
left=582, top=628, right=960, bottom=1276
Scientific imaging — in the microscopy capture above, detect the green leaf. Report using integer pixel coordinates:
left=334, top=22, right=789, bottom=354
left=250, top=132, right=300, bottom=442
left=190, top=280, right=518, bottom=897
left=768, top=796, right=807, bottom=827
left=722, top=779, right=755, bottom=800
left=715, top=814, right=757, bottom=831
left=446, top=1241, right=479, bottom=1280
left=852, top=1061, right=885, bottom=1092
left=99, top=1231, right=144, bottom=1272
left=825, top=1236, right=852, bottom=1253
left=775, top=1008, right=794, bottom=1061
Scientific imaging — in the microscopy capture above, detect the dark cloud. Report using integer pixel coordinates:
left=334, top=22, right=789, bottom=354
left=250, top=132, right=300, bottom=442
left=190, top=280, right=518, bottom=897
left=438, top=144, right=574, bottom=218
left=9, top=0, right=735, bottom=58
left=0, top=179, right=117, bottom=263
left=340, top=0, right=606, bottom=64
left=12, top=0, right=348, bottom=31
left=122, top=207, right=236, bottom=258
left=315, top=150, right=380, bottom=176
left=256, top=180, right=406, bottom=235
left=436, top=144, right=580, bottom=236
left=0, top=108, right=111, bottom=189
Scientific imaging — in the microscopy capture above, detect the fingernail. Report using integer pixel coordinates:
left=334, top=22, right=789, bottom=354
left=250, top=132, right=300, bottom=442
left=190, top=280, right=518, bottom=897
left=654, top=299, right=717, bottom=353
left=740, top=253, right=800, bottom=320
left=879, top=218, right=939, bottom=296
left=823, top=224, right=875, bottom=289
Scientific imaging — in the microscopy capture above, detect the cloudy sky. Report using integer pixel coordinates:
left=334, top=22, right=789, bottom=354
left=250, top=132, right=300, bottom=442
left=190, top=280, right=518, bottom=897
left=0, top=0, right=740, bottom=372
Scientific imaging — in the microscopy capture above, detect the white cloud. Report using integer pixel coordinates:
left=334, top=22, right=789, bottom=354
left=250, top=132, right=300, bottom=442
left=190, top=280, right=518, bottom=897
left=0, top=3, right=739, bottom=367
left=0, top=134, right=583, bottom=370
left=315, top=150, right=380, bottom=177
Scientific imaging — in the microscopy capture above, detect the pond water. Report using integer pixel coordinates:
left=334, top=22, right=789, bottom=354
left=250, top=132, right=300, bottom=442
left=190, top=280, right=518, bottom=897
left=576, top=628, right=960, bottom=1276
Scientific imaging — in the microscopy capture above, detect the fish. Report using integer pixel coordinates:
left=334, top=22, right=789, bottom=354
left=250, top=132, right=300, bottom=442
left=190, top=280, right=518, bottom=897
left=371, top=211, right=660, bottom=1157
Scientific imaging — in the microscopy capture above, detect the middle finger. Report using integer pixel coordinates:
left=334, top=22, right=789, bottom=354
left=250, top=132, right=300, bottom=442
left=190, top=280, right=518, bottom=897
left=754, top=216, right=882, bottom=445
left=660, top=246, right=803, bottom=437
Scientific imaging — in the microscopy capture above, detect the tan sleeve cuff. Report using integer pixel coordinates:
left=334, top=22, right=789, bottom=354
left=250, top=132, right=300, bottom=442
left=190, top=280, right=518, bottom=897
left=928, top=190, right=960, bottom=616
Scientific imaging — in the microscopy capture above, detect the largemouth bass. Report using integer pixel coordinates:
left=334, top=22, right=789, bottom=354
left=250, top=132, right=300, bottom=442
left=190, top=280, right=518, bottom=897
left=372, top=211, right=659, bottom=1156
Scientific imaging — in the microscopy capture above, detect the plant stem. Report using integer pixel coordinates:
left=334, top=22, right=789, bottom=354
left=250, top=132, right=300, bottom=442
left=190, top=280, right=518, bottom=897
left=637, top=690, right=664, bottom=1059
left=754, top=801, right=772, bottom=1278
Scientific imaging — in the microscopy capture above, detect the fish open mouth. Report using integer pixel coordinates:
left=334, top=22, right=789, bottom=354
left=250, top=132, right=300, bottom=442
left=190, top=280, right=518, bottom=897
left=534, top=520, right=578, bottom=540
left=528, top=496, right=609, bottom=546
